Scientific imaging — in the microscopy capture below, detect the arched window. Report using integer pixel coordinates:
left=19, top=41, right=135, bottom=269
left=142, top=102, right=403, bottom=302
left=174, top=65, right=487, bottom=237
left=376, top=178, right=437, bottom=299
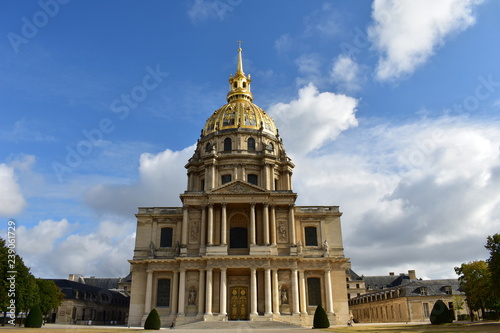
left=205, top=143, right=211, bottom=152
left=247, top=137, right=255, bottom=151
left=247, top=174, right=258, bottom=185
left=224, top=138, right=232, bottom=151
left=267, top=142, right=274, bottom=152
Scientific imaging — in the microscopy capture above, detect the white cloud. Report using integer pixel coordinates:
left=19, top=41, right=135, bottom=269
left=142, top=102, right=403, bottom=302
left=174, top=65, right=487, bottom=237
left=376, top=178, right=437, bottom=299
left=268, top=83, right=359, bottom=155
left=0, top=163, right=26, bottom=216
left=85, top=144, right=196, bottom=217
left=287, top=116, right=500, bottom=279
left=368, top=0, right=484, bottom=81
left=331, top=55, right=364, bottom=92
left=15, top=218, right=135, bottom=278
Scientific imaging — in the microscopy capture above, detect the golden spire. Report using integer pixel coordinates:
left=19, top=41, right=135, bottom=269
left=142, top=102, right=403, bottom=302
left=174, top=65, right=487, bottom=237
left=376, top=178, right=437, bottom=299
left=227, top=42, right=253, bottom=102
left=236, top=40, right=244, bottom=75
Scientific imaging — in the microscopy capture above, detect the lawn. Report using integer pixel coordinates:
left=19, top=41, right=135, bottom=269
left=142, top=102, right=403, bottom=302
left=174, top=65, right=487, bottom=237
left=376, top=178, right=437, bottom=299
left=326, top=322, right=500, bottom=333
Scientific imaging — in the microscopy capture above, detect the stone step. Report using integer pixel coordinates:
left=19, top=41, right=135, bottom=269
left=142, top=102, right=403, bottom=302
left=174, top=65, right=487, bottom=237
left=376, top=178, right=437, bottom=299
left=174, top=320, right=302, bottom=330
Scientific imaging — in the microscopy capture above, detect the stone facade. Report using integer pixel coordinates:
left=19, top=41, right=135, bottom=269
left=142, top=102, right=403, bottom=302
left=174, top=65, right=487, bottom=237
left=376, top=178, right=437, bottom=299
left=128, top=47, right=350, bottom=327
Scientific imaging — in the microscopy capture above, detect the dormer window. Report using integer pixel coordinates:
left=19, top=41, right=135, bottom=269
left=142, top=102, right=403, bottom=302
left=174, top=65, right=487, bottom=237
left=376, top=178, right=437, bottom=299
left=420, top=287, right=428, bottom=296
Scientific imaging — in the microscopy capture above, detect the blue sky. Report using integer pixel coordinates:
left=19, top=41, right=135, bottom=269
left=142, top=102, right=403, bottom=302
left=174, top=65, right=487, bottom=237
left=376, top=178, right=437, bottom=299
left=1, top=0, right=499, bottom=280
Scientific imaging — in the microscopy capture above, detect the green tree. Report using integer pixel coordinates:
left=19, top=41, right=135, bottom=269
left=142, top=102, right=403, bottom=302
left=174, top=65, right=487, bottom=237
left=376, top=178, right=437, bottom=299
left=0, top=238, right=40, bottom=325
left=485, top=234, right=500, bottom=299
left=35, top=279, right=64, bottom=318
left=455, top=260, right=490, bottom=320
left=144, top=308, right=161, bottom=330
left=312, top=304, right=330, bottom=329
left=24, top=304, right=43, bottom=328
left=430, top=299, right=453, bottom=324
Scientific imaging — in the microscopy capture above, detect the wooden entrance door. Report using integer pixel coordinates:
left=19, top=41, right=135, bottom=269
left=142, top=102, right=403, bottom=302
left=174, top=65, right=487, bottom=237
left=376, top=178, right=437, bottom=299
left=229, top=286, right=248, bottom=320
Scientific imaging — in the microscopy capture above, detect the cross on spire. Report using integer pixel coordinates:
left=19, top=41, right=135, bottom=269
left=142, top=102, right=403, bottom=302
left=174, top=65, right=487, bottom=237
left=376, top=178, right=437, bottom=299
left=237, top=40, right=243, bottom=49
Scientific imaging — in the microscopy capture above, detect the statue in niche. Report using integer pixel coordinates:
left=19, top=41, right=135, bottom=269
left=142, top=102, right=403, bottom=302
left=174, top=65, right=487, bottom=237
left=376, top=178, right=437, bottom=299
left=323, top=239, right=330, bottom=257
left=280, top=286, right=288, bottom=305
left=188, top=287, right=197, bottom=306
left=296, top=240, right=303, bottom=254
left=148, top=241, right=155, bottom=258
left=278, top=221, right=287, bottom=241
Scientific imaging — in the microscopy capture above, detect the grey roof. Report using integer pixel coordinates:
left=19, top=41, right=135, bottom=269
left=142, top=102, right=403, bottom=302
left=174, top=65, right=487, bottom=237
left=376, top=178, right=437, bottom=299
left=83, top=277, right=121, bottom=290
left=346, top=268, right=363, bottom=281
left=400, top=279, right=463, bottom=297
left=364, top=274, right=412, bottom=290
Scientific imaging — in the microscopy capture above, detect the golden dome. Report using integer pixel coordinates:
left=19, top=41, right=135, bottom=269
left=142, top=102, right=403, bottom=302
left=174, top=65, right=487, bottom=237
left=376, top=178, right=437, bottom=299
left=202, top=46, right=278, bottom=137
left=202, top=99, right=277, bottom=137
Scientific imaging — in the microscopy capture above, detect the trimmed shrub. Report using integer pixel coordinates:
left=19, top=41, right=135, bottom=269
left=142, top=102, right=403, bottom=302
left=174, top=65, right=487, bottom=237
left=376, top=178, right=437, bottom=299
left=313, top=304, right=330, bottom=329
left=430, top=300, right=454, bottom=325
left=144, top=308, right=161, bottom=330
left=25, top=304, right=43, bottom=328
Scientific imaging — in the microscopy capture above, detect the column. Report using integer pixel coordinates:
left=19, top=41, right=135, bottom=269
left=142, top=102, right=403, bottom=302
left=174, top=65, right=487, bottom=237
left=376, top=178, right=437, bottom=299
left=264, top=163, right=269, bottom=190
left=200, top=206, right=207, bottom=247
left=207, top=204, right=214, bottom=245
left=291, top=268, right=300, bottom=314
left=171, top=271, right=179, bottom=315
left=220, top=268, right=227, bottom=316
left=221, top=203, right=227, bottom=246
left=298, top=270, right=307, bottom=314
left=270, top=205, right=277, bottom=245
left=144, top=270, right=153, bottom=313
left=324, top=270, right=334, bottom=314
left=270, top=165, right=275, bottom=190
left=205, top=269, right=213, bottom=315
left=264, top=268, right=272, bottom=315
left=178, top=269, right=186, bottom=315
left=249, top=203, right=256, bottom=245
left=197, top=269, right=205, bottom=316
left=233, top=165, right=238, bottom=180
left=210, top=164, right=216, bottom=189
left=288, top=205, right=296, bottom=244
left=181, top=206, right=189, bottom=246
left=250, top=268, right=258, bottom=315
left=263, top=203, right=270, bottom=245
left=272, top=269, right=279, bottom=314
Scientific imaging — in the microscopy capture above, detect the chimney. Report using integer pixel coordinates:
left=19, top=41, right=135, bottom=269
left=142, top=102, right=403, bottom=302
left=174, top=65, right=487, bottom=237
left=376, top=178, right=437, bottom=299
left=389, top=272, right=394, bottom=276
left=408, top=270, right=417, bottom=280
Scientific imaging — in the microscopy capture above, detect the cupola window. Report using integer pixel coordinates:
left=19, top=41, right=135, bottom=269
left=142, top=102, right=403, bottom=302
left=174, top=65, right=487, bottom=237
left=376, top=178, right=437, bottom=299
left=224, top=138, right=232, bottom=151
left=205, top=143, right=211, bottom=152
left=221, top=174, right=232, bottom=184
left=247, top=174, right=258, bottom=185
left=247, top=138, right=255, bottom=151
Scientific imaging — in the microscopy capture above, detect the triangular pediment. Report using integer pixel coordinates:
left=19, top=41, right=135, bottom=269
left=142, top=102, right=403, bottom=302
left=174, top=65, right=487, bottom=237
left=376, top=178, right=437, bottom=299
left=210, top=180, right=267, bottom=194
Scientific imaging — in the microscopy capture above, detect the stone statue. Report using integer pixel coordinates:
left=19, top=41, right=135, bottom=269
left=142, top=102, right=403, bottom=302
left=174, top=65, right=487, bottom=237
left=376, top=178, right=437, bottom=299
left=323, top=239, right=329, bottom=257
left=188, top=288, right=197, bottom=305
left=149, top=241, right=155, bottom=258
left=297, top=240, right=303, bottom=254
left=280, top=287, right=288, bottom=305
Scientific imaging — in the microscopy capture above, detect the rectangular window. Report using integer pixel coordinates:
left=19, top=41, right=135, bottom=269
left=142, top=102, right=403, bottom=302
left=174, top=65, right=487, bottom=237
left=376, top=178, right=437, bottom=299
left=423, top=303, right=429, bottom=317
left=221, top=174, right=232, bottom=184
left=160, top=228, right=173, bottom=248
left=307, top=277, right=321, bottom=306
left=247, top=174, right=258, bottom=185
left=304, top=227, right=318, bottom=246
left=157, top=279, right=171, bottom=307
